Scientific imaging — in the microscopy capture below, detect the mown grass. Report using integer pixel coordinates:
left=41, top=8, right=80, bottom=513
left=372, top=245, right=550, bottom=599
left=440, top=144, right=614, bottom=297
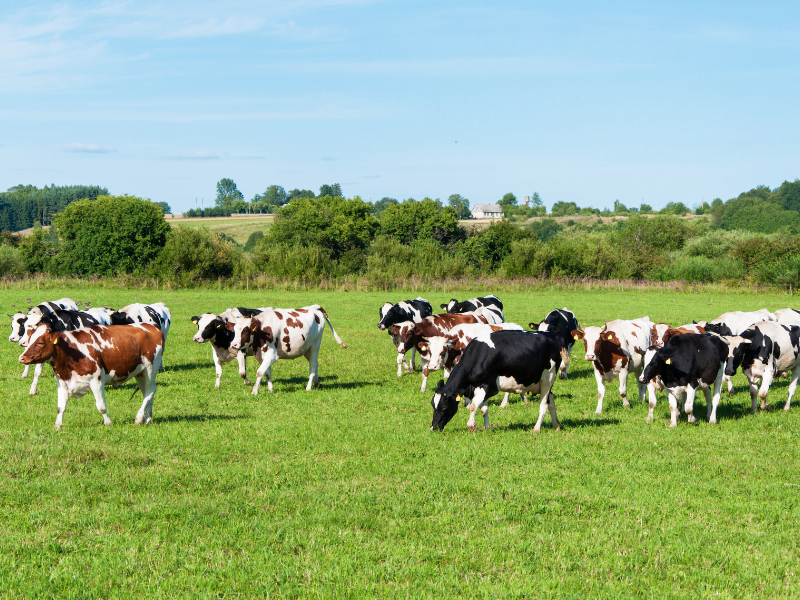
left=1, top=287, right=799, bottom=598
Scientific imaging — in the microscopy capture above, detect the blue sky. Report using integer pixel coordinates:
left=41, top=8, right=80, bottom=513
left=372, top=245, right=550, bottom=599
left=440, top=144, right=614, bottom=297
left=1, top=1, right=798, bottom=213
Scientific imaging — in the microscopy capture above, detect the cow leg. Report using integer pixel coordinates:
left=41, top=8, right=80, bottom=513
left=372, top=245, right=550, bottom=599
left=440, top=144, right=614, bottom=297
left=304, top=345, right=320, bottom=391
left=725, top=374, right=733, bottom=394
left=396, top=353, right=404, bottom=377
left=667, top=391, right=680, bottom=427
left=29, top=362, right=44, bottom=395
left=212, top=347, right=224, bottom=388
left=237, top=350, right=251, bottom=386
left=685, top=386, right=698, bottom=424
left=89, top=377, right=113, bottom=427
left=466, top=388, right=487, bottom=432
left=745, top=370, right=759, bottom=412
left=561, top=343, right=574, bottom=379
left=594, top=368, right=606, bottom=414
left=500, top=393, right=510, bottom=408
left=703, top=386, right=713, bottom=422
left=253, top=349, right=279, bottom=395
left=646, top=382, right=658, bottom=423
left=534, top=366, right=559, bottom=432
left=708, top=365, right=724, bottom=424
left=758, top=369, right=774, bottom=411
left=21, top=364, right=29, bottom=378
left=784, top=365, right=800, bottom=411
left=619, top=368, right=630, bottom=408
left=408, top=347, right=416, bottom=373
left=419, top=355, right=429, bottom=392
left=134, top=373, right=157, bottom=425
left=54, top=380, right=70, bottom=430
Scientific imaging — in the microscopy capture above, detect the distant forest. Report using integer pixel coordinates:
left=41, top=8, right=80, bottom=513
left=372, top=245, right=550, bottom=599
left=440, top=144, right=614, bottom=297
left=0, top=184, right=108, bottom=232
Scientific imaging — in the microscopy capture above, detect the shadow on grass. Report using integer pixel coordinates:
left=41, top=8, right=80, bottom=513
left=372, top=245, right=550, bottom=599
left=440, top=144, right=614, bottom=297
left=162, top=362, right=209, bottom=372
left=154, top=413, right=251, bottom=424
left=497, top=416, right=620, bottom=432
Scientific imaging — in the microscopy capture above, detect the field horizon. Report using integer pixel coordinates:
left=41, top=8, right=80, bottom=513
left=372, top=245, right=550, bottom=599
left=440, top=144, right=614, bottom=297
left=2, top=287, right=799, bottom=598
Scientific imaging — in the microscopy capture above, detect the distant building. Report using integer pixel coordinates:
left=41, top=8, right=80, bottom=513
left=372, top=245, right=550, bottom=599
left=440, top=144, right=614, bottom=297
left=471, top=204, right=503, bottom=219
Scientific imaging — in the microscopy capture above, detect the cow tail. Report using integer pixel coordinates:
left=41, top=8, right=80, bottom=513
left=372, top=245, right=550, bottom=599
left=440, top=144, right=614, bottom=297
left=318, top=307, right=348, bottom=348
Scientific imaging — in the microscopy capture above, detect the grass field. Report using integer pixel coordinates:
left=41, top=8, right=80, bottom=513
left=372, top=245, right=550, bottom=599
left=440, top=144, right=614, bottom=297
left=168, top=216, right=274, bottom=245
left=2, top=287, right=799, bottom=598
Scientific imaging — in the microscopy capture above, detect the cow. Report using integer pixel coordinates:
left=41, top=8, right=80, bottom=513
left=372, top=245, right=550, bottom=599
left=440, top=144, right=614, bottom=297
left=8, top=312, right=34, bottom=379
left=775, top=308, right=800, bottom=326
left=190, top=307, right=271, bottom=387
left=638, top=333, right=729, bottom=427
left=110, top=303, right=172, bottom=343
left=85, top=307, right=115, bottom=325
left=440, top=295, right=503, bottom=315
left=529, top=308, right=579, bottom=379
left=389, top=313, right=494, bottom=392
left=649, top=323, right=706, bottom=348
left=416, top=321, right=524, bottom=406
left=19, top=323, right=164, bottom=430
left=430, top=330, right=566, bottom=433
left=378, top=298, right=433, bottom=376
left=724, top=321, right=800, bottom=413
left=469, top=305, right=505, bottom=324
left=19, top=309, right=104, bottom=395
left=572, top=317, right=654, bottom=414
left=12, top=297, right=79, bottom=343
left=229, top=306, right=348, bottom=394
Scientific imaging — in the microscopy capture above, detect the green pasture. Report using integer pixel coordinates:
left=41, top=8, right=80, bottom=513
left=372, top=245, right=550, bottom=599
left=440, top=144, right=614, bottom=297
left=1, top=286, right=799, bottom=598
left=169, top=217, right=273, bottom=244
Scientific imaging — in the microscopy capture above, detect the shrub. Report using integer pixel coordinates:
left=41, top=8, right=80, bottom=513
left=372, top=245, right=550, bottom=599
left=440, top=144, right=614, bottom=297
left=244, top=231, right=265, bottom=252
left=252, top=240, right=332, bottom=279
left=501, top=238, right=543, bottom=277
left=155, top=227, right=242, bottom=284
left=0, top=245, right=27, bottom=277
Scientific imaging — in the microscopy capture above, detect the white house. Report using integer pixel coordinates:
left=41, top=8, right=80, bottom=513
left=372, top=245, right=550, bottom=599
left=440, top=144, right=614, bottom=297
left=471, top=204, right=503, bottom=219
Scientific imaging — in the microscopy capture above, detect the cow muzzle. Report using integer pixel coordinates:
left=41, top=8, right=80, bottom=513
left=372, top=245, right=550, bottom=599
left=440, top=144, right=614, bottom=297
left=585, top=354, right=595, bottom=361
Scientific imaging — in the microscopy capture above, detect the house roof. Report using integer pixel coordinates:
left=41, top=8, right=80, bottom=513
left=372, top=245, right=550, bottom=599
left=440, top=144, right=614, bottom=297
left=472, top=204, right=503, bottom=212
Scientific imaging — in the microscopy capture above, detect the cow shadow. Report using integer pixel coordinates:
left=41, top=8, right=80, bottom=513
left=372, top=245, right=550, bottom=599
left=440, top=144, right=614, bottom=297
left=153, top=413, right=251, bottom=424
left=162, top=361, right=209, bottom=372
left=497, top=417, right=620, bottom=432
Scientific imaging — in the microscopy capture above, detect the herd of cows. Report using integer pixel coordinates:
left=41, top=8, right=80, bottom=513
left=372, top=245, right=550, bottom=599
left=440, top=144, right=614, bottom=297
left=6, top=294, right=800, bottom=433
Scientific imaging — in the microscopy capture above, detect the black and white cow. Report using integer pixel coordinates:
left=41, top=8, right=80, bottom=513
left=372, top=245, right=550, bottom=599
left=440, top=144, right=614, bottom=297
left=378, top=297, right=433, bottom=376
left=19, top=309, right=102, bottom=395
left=430, top=330, right=567, bottom=433
left=191, top=307, right=270, bottom=387
left=110, top=303, right=172, bottom=343
left=638, top=333, right=729, bottom=427
left=13, top=297, right=79, bottom=343
left=775, top=308, right=800, bottom=326
left=529, top=308, right=578, bottom=379
left=724, top=321, right=800, bottom=412
left=440, top=295, right=503, bottom=315
left=697, top=309, right=777, bottom=337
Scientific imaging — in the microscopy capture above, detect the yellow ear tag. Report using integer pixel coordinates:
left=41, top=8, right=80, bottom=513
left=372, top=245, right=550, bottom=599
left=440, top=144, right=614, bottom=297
left=251, top=324, right=257, bottom=331
left=420, top=345, right=427, bottom=351
left=665, top=358, right=671, bottom=364
left=607, top=334, right=613, bottom=340
left=216, top=323, right=221, bottom=328
left=192, top=319, right=198, bottom=324
left=456, top=395, right=463, bottom=402
left=52, top=338, right=58, bottom=345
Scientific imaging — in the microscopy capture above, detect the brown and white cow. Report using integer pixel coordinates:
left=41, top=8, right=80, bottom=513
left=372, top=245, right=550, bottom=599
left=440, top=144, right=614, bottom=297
left=230, top=306, right=348, bottom=394
left=19, top=323, right=164, bottom=430
left=572, top=317, right=654, bottom=414
left=650, top=323, right=706, bottom=348
left=389, top=313, right=492, bottom=392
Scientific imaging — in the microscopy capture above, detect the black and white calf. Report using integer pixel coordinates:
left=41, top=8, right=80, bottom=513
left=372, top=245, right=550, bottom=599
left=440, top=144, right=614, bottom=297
left=440, top=295, right=503, bottom=315
left=529, top=308, right=578, bottom=379
left=190, top=307, right=270, bottom=388
left=20, top=309, right=102, bottom=395
left=430, top=330, right=566, bottom=433
left=725, top=321, right=800, bottom=412
left=378, top=297, right=433, bottom=376
left=638, top=333, right=729, bottom=427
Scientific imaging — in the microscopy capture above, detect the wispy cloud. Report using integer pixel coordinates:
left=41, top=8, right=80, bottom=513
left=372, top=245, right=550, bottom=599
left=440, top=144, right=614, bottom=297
left=164, top=151, right=220, bottom=160
left=62, top=142, right=116, bottom=153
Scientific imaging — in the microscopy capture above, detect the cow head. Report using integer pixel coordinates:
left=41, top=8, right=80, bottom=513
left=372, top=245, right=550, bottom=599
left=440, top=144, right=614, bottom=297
left=110, top=310, right=135, bottom=326
left=8, top=311, right=26, bottom=343
left=638, top=346, right=663, bottom=383
left=721, top=335, right=752, bottom=377
left=440, top=299, right=458, bottom=312
left=191, top=314, right=225, bottom=343
left=19, top=325, right=58, bottom=364
left=572, top=326, right=609, bottom=362
left=230, top=317, right=254, bottom=351
left=418, top=336, right=456, bottom=373
left=378, top=302, right=394, bottom=330
left=650, top=323, right=671, bottom=348
left=389, top=321, right=417, bottom=354
left=704, top=322, right=733, bottom=337
left=430, top=379, right=461, bottom=431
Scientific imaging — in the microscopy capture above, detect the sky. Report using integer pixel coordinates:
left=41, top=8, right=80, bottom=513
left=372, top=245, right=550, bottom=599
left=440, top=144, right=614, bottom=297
left=1, top=1, right=799, bottom=213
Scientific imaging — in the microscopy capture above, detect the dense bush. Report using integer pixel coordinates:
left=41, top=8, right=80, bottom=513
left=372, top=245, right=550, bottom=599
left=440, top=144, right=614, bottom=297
left=0, top=245, right=26, bottom=277
left=154, top=227, right=242, bottom=284
left=379, top=198, right=463, bottom=246
left=252, top=241, right=332, bottom=279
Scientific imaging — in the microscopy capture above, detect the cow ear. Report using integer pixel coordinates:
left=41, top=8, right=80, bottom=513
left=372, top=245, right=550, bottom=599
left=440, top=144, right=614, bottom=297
left=571, top=329, right=584, bottom=339
left=529, top=322, right=538, bottom=330
left=440, top=304, right=448, bottom=309
left=250, top=323, right=257, bottom=331
left=190, top=316, right=199, bottom=324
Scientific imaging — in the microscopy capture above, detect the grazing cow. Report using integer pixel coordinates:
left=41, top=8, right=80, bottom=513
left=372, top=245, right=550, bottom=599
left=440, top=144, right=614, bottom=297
left=191, top=307, right=271, bottom=387
left=19, top=323, right=164, bottom=430
left=775, top=308, right=800, bottom=326
left=638, top=333, right=729, bottom=427
left=389, top=313, right=493, bottom=392
left=724, top=321, right=800, bottom=412
left=440, top=295, right=503, bottom=314
left=529, top=308, right=579, bottom=379
left=110, top=303, right=172, bottom=343
left=416, top=321, right=524, bottom=406
left=19, top=309, right=103, bottom=395
left=649, top=323, right=706, bottom=348
left=378, top=298, right=433, bottom=375
left=572, top=317, right=654, bottom=414
left=430, top=330, right=566, bottom=433
left=229, top=306, right=348, bottom=394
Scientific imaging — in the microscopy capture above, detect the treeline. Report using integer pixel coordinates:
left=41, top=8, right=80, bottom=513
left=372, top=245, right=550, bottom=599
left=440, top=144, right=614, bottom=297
left=0, top=184, right=108, bottom=232
left=184, top=180, right=341, bottom=217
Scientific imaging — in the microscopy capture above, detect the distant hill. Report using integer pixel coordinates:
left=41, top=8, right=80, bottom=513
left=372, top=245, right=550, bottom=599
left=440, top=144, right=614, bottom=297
left=0, top=184, right=108, bottom=232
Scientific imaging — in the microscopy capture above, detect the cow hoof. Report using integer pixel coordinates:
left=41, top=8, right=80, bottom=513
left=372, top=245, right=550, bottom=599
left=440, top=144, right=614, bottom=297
left=533, top=427, right=541, bottom=434
left=594, top=409, right=602, bottom=415
left=646, top=416, right=653, bottom=423
left=709, top=418, right=717, bottom=425
left=467, top=424, right=477, bottom=432
left=53, top=424, right=61, bottom=431
left=251, top=390, right=259, bottom=396
left=761, top=403, right=771, bottom=411
left=553, top=426, right=561, bottom=432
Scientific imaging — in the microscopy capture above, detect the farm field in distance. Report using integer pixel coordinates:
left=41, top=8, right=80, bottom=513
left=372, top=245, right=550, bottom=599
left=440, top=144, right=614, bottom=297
left=168, top=214, right=274, bottom=245
left=1, top=286, right=799, bottom=598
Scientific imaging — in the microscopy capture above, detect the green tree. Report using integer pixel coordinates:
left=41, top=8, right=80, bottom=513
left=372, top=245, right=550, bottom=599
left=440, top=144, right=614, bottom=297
left=372, top=197, right=398, bottom=216
left=215, top=178, right=244, bottom=209
left=155, top=201, right=172, bottom=214
left=154, top=227, right=241, bottom=283
left=54, top=195, right=170, bottom=275
left=498, top=193, right=517, bottom=211
left=286, top=188, right=316, bottom=201
left=447, top=194, right=471, bottom=219
left=551, top=201, right=579, bottom=217
left=379, top=198, right=464, bottom=246
left=531, top=192, right=543, bottom=208
left=614, top=200, right=628, bottom=213
left=319, top=183, right=343, bottom=198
